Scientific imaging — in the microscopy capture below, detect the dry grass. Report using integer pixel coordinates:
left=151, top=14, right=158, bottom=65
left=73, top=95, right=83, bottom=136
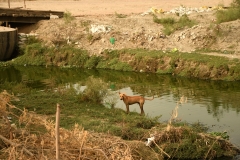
left=0, top=90, right=136, bottom=160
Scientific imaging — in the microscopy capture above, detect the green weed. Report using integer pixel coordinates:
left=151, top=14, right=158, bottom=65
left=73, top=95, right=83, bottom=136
left=216, top=0, right=240, bottom=24
left=85, top=56, right=101, bottom=69
left=78, top=76, right=110, bottom=103
left=210, top=131, right=230, bottom=140
left=153, top=14, right=196, bottom=35
left=216, top=7, right=240, bottom=23
left=63, top=11, right=75, bottom=24
left=115, top=12, right=127, bottom=18
left=14, top=42, right=47, bottom=65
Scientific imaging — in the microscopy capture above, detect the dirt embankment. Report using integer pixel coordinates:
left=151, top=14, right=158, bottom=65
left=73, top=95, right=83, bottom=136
left=2, top=0, right=240, bottom=80
left=12, top=0, right=239, bottom=58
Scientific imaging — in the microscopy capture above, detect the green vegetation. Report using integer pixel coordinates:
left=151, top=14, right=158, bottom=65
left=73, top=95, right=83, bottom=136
left=63, top=11, right=75, bottom=24
left=210, top=131, right=230, bottom=140
left=153, top=14, right=196, bottom=35
left=216, top=0, right=240, bottom=23
left=1, top=76, right=239, bottom=159
left=216, top=7, right=240, bottom=23
left=9, top=37, right=240, bottom=81
left=115, top=12, right=127, bottom=18
left=6, top=77, right=160, bottom=140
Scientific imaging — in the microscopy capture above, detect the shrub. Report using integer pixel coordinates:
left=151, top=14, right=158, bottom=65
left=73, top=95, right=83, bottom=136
left=14, top=42, right=46, bottom=65
left=216, top=0, right=240, bottom=23
left=115, top=12, right=127, bottom=18
left=63, top=11, right=75, bottom=24
left=78, top=76, right=110, bottom=103
left=153, top=14, right=196, bottom=35
left=216, top=8, right=240, bottom=23
left=85, top=56, right=101, bottom=69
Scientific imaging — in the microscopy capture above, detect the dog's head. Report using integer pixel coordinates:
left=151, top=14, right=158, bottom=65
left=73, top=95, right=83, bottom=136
left=119, top=92, right=125, bottom=100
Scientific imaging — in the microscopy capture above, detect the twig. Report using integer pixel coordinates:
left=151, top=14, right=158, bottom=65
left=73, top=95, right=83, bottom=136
left=153, top=141, right=170, bottom=158
left=81, top=147, right=109, bottom=160
left=149, top=146, right=163, bottom=160
left=0, top=134, right=34, bottom=157
left=204, top=139, right=218, bottom=159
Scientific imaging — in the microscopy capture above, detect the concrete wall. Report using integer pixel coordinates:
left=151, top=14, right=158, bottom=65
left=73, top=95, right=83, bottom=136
left=0, top=27, right=18, bottom=61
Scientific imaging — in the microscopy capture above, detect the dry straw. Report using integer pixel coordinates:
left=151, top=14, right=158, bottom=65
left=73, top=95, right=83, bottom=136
left=0, top=90, right=136, bottom=160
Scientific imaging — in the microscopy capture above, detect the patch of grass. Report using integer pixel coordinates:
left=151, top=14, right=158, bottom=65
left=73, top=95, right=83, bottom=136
left=210, top=131, right=230, bottom=140
left=115, top=12, right=127, bottom=18
left=216, top=0, right=240, bottom=23
left=9, top=83, right=160, bottom=140
left=216, top=7, right=240, bottom=23
left=153, top=14, right=197, bottom=35
left=87, top=33, right=93, bottom=42
left=97, top=56, right=133, bottom=71
left=97, top=60, right=133, bottom=71
left=85, top=56, right=101, bottom=69
left=78, top=76, right=110, bottom=103
left=80, top=20, right=91, bottom=27
left=13, top=38, right=90, bottom=67
left=14, top=42, right=47, bottom=66
left=63, top=11, right=75, bottom=24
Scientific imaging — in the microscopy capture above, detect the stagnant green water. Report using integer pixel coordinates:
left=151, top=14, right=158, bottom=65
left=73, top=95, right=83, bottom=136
left=1, top=66, right=240, bottom=147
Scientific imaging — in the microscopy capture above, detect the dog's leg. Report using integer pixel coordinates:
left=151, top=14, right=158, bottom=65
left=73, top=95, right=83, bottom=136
left=139, top=103, right=145, bottom=115
left=125, top=104, right=130, bottom=114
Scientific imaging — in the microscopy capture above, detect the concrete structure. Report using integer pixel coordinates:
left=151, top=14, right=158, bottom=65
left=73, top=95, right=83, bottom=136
left=0, top=8, right=63, bottom=61
left=0, top=26, right=18, bottom=61
left=0, top=7, right=63, bottom=23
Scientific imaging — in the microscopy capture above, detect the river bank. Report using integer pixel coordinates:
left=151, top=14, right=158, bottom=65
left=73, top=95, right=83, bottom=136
left=1, top=73, right=240, bottom=159
left=1, top=0, right=240, bottom=159
left=6, top=38, right=240, bottom=81
left=3, top=2, right=240, bottom=81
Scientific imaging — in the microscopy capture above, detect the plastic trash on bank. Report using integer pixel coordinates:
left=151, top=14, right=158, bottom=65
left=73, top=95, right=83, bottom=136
left=109, top=37, right=115, bottom=44
left=90, top=24, right=112, bottom=34
left=145, top=134, right=155, bottom=146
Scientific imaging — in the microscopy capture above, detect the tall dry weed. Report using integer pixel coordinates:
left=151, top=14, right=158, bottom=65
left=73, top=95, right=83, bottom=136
left=0, top=90, right=135, bottom=160
left=166, top=96, right=187, bottom=131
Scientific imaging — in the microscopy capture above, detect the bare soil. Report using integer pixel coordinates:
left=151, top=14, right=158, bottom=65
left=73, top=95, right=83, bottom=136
left=1, top=0, right=240, bottom=59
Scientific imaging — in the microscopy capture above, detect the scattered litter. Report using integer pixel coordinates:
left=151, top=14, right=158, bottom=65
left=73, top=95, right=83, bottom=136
left=141, top=5, right=226, bottom=16
left=171, top=48, right=178, bottom=53
left=90, top=24, right=112, bottom=34
left=145, top=134, right=155, bottom=146
left=150, top=7, right=164, bottom=14
left=50, top=14, right=59, bottom=19
left=141, top=7, right=164, bottom=16
left=109, top=37, right=115, bottom=44
left=165, top=5, right=225, bottom=16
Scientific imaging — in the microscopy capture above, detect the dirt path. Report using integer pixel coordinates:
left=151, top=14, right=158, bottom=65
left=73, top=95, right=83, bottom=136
left=0, top=0, right=232, bottom=16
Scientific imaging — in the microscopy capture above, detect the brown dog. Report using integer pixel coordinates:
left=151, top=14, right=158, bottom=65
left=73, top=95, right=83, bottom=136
left=119, top=92, right=154, bottom=114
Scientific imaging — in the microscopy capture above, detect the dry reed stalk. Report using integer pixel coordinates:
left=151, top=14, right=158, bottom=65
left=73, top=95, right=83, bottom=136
left=166, top=96, right=187, bottom=131
left=55, top=103, right=60, bottom=160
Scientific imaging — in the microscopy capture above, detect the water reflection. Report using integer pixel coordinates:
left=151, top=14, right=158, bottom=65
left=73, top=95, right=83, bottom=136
left=0, top=66, right=240, bottom=147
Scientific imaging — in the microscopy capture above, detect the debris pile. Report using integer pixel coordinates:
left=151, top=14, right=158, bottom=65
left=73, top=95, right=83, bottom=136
left=166, top=5, right=218, bottom=16
left=142, top=5, right=225, bottom=16
left=18, top=33, right=38, bottom=46
left=90, top=24, right=112, bottom=34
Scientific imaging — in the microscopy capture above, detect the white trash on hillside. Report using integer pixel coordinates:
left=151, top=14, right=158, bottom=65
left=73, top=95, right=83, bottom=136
left=90, top=24, right=112, bottom=34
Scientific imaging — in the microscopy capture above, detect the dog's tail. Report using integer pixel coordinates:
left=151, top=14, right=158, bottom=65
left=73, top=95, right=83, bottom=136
left=145, top=96, right=154, bottom=101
